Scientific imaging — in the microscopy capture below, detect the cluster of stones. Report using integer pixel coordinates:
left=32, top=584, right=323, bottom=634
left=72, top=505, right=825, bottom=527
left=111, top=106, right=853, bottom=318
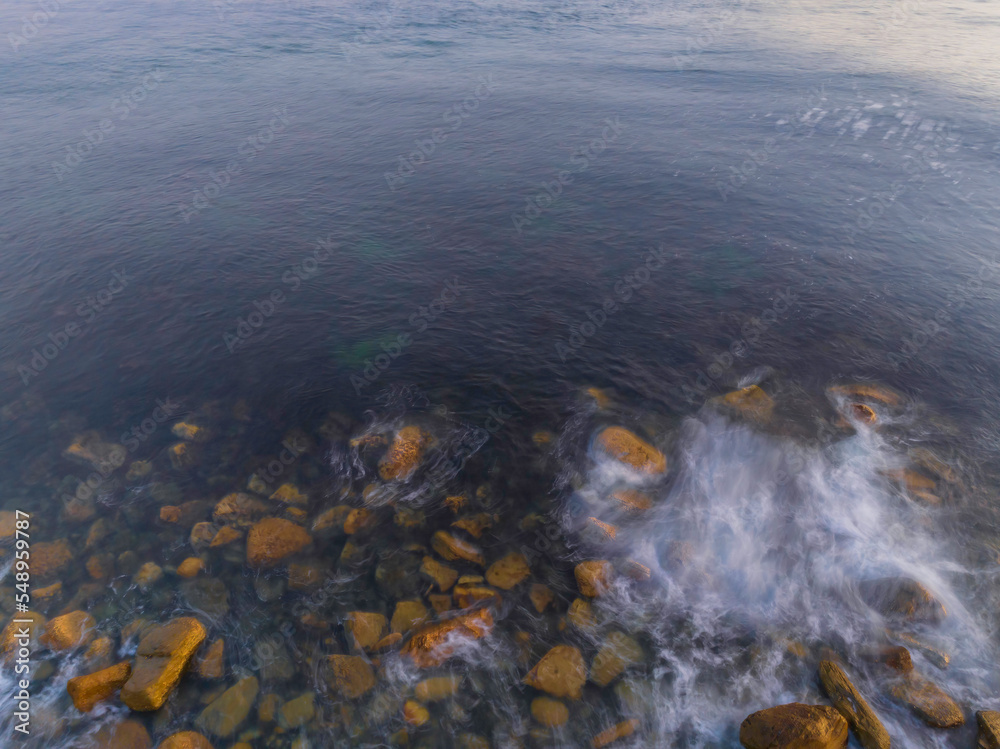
left=0, top=382, right=993, bottom=748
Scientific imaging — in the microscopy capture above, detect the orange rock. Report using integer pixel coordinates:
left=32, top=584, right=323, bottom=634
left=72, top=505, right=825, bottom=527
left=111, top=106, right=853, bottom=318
left=81, top=719, right=152, bottom=749
left=120, top=617, right=207, bottom=711
left=269, top=483, right=308, bottom=506
left=66, top=660, right=131, bottom=712
left=524, top=645, right=586, bottom=699
left=209, top=526, right=242, bottom=548
left=421, top=556, right=459, bottom=591
left=391, top=600, right=429, bottom=634
left=63, top=432, right=127, bottom=473
left=326, top=654, right=376, bottom=698
left=374, top=632, right=403, bottom=651
left=575, top=560, right=614, bottom=597
left=829, top=384, right=902, bottom=407
left=133, top=562, right=164, bottom=589
left=584, top=517, right=617, bottom=543
left=714, top=385, right=775, bottom=422
left=288, top=563, right=324, bottom=591
left=379, top=425, right=433, bottom=480
left=444, top=494, right=468, bottom=514
left=169, top=442, right=198, bottom=469
left=739, top=703, right=848, bottom=749
left=84, top=635, right=114, bottom=663
left=485, top=552, right=530, bottom=590
left=610, top=488, right=653, bottom=515
left=32, top=539, right=73, bottom=580
left=403, top=699, right=430, bottom=726
left=452, top=513, right=496, bottom=539
left=850, top=403, right=877, bottom=424
left=453, top=584, right=501, bottom=609
left=41, top=610, right=96, bottom=651
left=567, top=598, right=596, bottom=630
left=195, top=638, right=225, bottom=680
left=415, top=675, right=461, bottom=702
left=160, top=506, right=182, bottom=523
left=532, top=696, right=570, bottom=727
left=213, top=492, right=270, bottom=528
left=530, top=583, right=555, bottom=613
left=312, top=505, right=353, bottom=533
left=427, top=593, right=452, bottom=614
left=172, top=422, right=205, bottom=442
left=431, top=531, right=485, bottom=566
left=190, top=522, right=216, bottom=550
left=344, top=508, right=376, bottom=535
left=532, top=430, right=555, bottom=446
left=177, top=557, right=205, bottom=578
left=346, top=611, right=388, bottom=651
left=86, top=553, right=114, bottom=580
left=246, top=518, right=312, bottom=569
left=158, top=731, right=214, bottom=749
left=890, top=674, right=964, bottom=728
left=34, top=581, right=62, bottom=602
left=585, top=387, right=611, bottom=409
left=623, top=559, right=651, bottom=582
left=394, top=506, right=426, bottom=529
left=592, top=718, right=640, bottom=748
left=401, top=609, right=494, bottom=668
left=590, top=632, right=643, bottom=687
left=595, top=427, right=666, bottom=474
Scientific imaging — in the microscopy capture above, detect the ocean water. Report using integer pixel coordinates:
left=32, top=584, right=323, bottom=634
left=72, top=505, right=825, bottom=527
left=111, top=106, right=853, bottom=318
left=1, top=0, right=999, bottom=746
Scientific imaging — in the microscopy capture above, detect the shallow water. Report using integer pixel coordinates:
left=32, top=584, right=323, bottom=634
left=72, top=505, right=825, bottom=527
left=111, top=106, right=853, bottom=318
left=1, top=0, right=1000, bottom=746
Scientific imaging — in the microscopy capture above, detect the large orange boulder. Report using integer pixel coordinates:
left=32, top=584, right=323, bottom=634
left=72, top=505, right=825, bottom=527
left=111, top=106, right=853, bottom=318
left=739, top=703, right=848, bottom=749
left=120, top=617, right=207, bottom=711
left=246, top=518, right=312, bottom=569
left=595, top=427, right=666, bottom=474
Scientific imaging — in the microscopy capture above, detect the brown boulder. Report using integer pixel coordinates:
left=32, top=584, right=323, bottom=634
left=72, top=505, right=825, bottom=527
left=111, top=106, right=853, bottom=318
left=82, top=719, right=152, bottom=749
left=978, top=711, right=1000, bottom=748
left=158, top=732, right=214, bottom=749
left=818, top=660, right=890, bottom=749
left=524, top=644, right=586, bottom=699
left=714, top=385, right=775, bottom=423
left=121, top=617, right=207, bottom=711
left=431, top=530, right=485, bottom=566
left=421, top=555, right=459, bottom=591
left=41, top=610, right=96, bottom=651
left=859, top=577, right=946, bottom=623
left=195, top=675, right=259, bottom=737
left=739, top=703, right=848, bottom=749
left=213, top=493, right=270, bottom=529
left=889, top=674, right=964, bottom=727
left=595, top=427, right=666, bottom=474
left=32, top=539, right=73, bottom=580
left=66, top=660, right=131, bottom=712
left=345, top=611, right=388, bottom=651
left=575, top=560, right=614, bottom=597
left=246, top=518, right=312, bottom=569
left=592, top=718, right=640, bottom=748
left=531, top=696, right=569, bottom=727
left=590, top=632, right=643, bottom=687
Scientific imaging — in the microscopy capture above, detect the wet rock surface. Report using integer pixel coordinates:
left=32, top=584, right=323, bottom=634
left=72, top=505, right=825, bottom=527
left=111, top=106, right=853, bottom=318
left=739, top=703, right=849, bottom=749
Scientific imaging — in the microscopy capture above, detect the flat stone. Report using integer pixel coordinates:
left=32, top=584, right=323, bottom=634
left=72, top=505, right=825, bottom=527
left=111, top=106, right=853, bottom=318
left=415, top=675, right=461, bottom=702
left=195, top=675, right=259, bottom=737
left=120, top=617, right=207, bottom=711
left=595, top=427, right=666, bottom=474
left=343, top=507, right=376, bottom=535
left=279, top=692, right=315, bottom=728
left=431, top=530, right=485, bottom=566
left=210, top=526, right=242, bottom=548
left=421, top=555, right=459, bottom=591
left=889, top=674, right=964, bottom=727
left=453, top=583, right=501, bottom=609
left=326, top=654, right=376, bottom=698
left=66, top=660, right=131, bottom=712
left=246, top=518, right=312, bottom=569
left=977, top=711, right=1000, bottom=748
left=391, top=600, right=429, bottom=634
left=269, top=483, right=309, bottom=506
left=452, top=513, right=496, bottom=539
left=32, top=539, right=73, bottom=580
left=485, top=552, right=530, bottom=590
left=818, top=660, right=890, bottom=749
left=401, top=608, right=494, bottom=668
left=524, top=645, right=586, bottom=699
left=739, top=703, right=848, bottom=749
left=590, top=632, right=643, bottom=687
left=567, top=598, right=596, bottom=630
left=531, top=696, right=569, bottom=727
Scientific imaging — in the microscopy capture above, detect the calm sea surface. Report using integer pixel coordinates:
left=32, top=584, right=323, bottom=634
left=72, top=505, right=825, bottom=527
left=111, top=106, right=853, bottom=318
left=1, top=0, right=1000, bottom=746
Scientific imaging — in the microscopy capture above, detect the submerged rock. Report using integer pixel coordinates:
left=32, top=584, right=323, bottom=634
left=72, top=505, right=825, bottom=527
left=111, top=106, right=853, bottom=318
left=325, top=654, right=376, bottom=698
left=345, top=611, right=388, bottom=652
left=195, top=675, right=259, bottom=737
left=524, top=645, right=586, bottom=699
left=610, top=488, right=653, bottom=515
left=120, top=617, right=207, bottom=711
left=33, top=539, right=73, bottom=580
left=485, top=552, right=530, bottom=590
left=158, top=731, right=214, bottom=749
left=195, top=638, right=225, bottom=680
left=590, top=632, right=643, bottom=688
left=714, top=385, right=774, bottom=423
left=246, top=518, right=312, bottom=569
left=379, top=425, right=432, bottom=480
left=40, top=610, right=96, bottom=651
left=592, top=718, right=640, bottom=749
left=575, top=560, right=614, bottom=597
left=595, top=426, right=667, bottom=474
left=391, top=600, right=429, bottom=634
left=421, top=555, right=459, bottom=592
left=66, top=660, right=131, bottom=712
left=415, top=675, right=461, bottom=702
left=739, top=703, right=848, bottom=749
left=63, top=432, right=127, bottom=473
left=432, top=530, right=485, bottom=566
left=531, top=696, right=569, bottom=727
left=81, top=720, right=152, bottom=749
left=401, top=608, right=494, bottom=668
left=977, top=711, right=1000, bottom=748
left=859, top=577, right=946, bottom=623
left=530, top=583, right=555, bottom=613
left=818, top=660, right=890, bottom=749
left=889, top=673, right=964, bottom=727
left=213, top=492, right=270, bottom=529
